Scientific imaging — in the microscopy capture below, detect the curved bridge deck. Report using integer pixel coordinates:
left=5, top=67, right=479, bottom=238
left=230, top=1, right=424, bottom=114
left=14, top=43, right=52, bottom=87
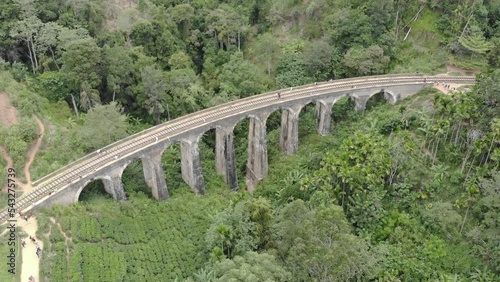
left=0, top=74, right=475, bottom=223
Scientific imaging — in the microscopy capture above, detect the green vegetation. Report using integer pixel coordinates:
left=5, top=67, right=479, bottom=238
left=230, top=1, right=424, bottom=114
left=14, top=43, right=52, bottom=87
left=0, top=232, right=22, bottom=282
left=0, top=0, right=499, bottom=281
left=37, top=189, right=233, bottom=281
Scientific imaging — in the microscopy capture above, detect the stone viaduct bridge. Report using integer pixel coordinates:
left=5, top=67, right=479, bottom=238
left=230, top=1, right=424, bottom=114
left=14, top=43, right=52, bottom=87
left=0, top=74, right=475, bottom=223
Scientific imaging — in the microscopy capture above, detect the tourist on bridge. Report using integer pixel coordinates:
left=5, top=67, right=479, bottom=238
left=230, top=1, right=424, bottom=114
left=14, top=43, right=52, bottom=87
left=277, top=92, right=281, bottom=99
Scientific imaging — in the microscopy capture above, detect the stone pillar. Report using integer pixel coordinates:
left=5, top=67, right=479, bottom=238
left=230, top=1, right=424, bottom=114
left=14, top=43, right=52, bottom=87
left=280, top=105, right=302, bottom=155
left=353, top=96, right=370, bottom=112
left=180, top=136, right=205, bottom=195
left=384, top=92, right=398, bottom=105
left=141, top=149, right=169, bottom=200
left=102, top=168, right=127, bottom=201
left=316, top=101, right=333, bottom=136
left=216, top=125, right=239, bottom=191
left=246, top=112, right=270, bottom=191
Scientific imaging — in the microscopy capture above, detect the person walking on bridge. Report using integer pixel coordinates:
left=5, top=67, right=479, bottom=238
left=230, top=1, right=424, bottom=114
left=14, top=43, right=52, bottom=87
left=277, top=92, right=281, bottom=99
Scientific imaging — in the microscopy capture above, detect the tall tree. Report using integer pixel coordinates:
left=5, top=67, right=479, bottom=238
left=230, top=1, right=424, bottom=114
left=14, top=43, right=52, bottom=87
left=60, top=37, right=102, bottom=90
left=36, top=22, right=63, bottom=70
left=254, top=33, right=281, bottom=76
left=168, top=3, right=195, bottom=40
left=103, top=45, right=134, bottom=102
left=141, top=66, right=167, bottom=124
left=219, top=52, right=269, bottom=99
left=213, top=251, right=291, bottom=281
left=459, top=23, right=494, bottom=55
left=275, top=52, right=314, bottom=88
left=78, top=102, right=129, bottom=152
left=273, top=200, right=377, bottom=281
left=10, top=15, right=43, bottom=74
left=303, top=41, right=336, bottom=81
left=60, top=37, right=102, bottom=113
left=342, top=45, right=390, bottom=77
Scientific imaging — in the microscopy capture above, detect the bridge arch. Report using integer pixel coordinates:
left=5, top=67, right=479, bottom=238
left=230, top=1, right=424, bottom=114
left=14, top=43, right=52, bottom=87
left=368, top=89, right=398, bottom=105
left=74, top=160, right=132, bottom=203
left=75, top=178, right=113, bottom=202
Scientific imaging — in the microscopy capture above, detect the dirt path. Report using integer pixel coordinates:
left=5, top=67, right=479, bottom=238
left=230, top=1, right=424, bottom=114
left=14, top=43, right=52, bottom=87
left=0, top=91, right=18, bottom=127
left=18, top=216, right=42, bottom=282
left=23, top=116, right=45, bottom=189
left=431, top=64, right=475, bottom=95
left=432, top=82, right=465, bottom=94
left=50, top=217, right=72, bottom=278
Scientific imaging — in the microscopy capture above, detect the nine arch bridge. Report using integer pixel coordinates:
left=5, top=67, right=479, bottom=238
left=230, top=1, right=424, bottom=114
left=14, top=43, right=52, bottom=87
left=0, top=73, right=475, bottom=223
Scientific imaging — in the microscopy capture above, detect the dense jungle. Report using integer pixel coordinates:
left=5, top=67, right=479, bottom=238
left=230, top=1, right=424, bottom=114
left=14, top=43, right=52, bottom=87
left=0, top=0, right=499, bottom=281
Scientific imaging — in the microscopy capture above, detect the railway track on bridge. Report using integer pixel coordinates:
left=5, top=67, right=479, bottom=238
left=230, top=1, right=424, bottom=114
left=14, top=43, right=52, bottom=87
left=0, top=74, right=475, bottom=224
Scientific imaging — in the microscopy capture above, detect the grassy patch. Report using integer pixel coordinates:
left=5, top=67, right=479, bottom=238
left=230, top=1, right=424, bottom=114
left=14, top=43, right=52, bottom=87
left=448, top=54, right=488, bottom=71
left=0, top=231, right=23, bottom=282
left=392, top=9, right=448, bottom=74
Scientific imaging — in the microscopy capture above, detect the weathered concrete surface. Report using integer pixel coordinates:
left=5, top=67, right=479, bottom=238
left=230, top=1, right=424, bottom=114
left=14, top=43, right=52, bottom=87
left=30, top=163, right=130, bottom=211
left=102, top=173, right=127, bottom=201
left=246, top=112, right=270, bottom=191
left=280, top=105, right=303, bottom=155
left=350, top=84, right=425, bottom=111
left=216, top=125, right=239, bottom=190
left=181, top=136, right=206, bottom=194
left=353, top=95, right=371, bottom=111
left=141, top=149, right=169, bottom=200
left=315, top=101, right=332, bottom=136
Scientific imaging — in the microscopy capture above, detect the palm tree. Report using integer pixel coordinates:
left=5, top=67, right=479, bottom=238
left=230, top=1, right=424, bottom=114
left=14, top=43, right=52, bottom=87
left=80, top=81, right=101, bottom=111
left=216, top=224, right=234, bottom=258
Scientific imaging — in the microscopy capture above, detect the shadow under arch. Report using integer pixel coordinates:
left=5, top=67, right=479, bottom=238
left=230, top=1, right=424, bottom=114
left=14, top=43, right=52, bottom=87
left=76, top=178, right=114, bottom=202
left=365, top=89, right=397, bottom=111
left=121, top=159, right=154, bottom=199
left=331, top=95, right=356, bottom=123
left=161, top=141, right=188, bottom=195
left=298, top=101, right=318, bottom=140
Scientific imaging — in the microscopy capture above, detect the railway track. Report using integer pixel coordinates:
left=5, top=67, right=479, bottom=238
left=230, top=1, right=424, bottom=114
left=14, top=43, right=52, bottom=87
left=0, top=74, right=475, bottom=224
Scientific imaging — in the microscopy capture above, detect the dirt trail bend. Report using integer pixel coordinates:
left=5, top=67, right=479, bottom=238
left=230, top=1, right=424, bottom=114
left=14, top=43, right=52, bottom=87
left=0, top=91, right=18, bottom=127
left=23, top=116, right=45, bottom=189
left=50, top=217, right=72, bottom=278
